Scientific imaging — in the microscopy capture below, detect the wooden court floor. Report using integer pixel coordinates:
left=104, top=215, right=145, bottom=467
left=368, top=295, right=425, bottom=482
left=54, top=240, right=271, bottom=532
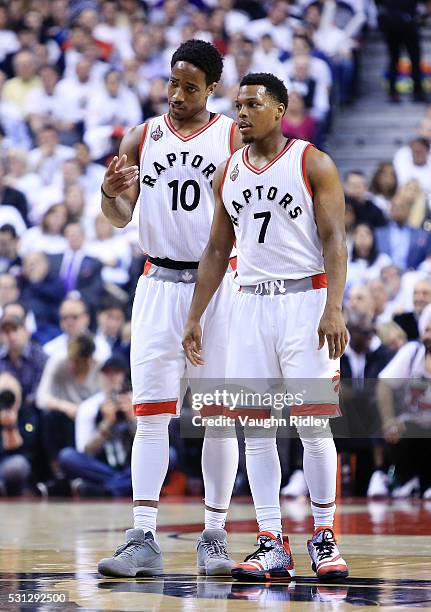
left=1, top=497, right=431, bottom=610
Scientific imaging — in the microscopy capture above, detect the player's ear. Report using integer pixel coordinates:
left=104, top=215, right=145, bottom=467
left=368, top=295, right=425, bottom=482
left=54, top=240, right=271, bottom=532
left=206, top=82, right=217, bottom=97
left=275, top=103, right=286, bottom=120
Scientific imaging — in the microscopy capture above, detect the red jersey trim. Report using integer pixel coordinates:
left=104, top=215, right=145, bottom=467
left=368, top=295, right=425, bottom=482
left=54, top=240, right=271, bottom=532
left=139, top=122, right=149, bottom=159
left=229, top=122, right=236, bottom=154
left=301, top=143, right=314, bottom=198
left=163, top=112, right=221, bottom=141
left=242, top=138, right=296, bottom=175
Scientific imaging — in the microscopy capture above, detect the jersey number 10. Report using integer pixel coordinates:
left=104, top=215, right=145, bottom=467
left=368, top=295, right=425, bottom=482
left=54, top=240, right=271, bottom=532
left=168, top=179, right=200, bottom=211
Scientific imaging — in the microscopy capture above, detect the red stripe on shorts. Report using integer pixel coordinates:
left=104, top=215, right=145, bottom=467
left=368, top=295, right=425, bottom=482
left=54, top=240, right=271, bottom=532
left=291, top=403, right=340, bottom=417
left=134, top=401, right=177, bottom=416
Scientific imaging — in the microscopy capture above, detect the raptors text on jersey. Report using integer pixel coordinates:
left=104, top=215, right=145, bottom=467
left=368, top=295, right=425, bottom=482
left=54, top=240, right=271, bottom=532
left=221, top=139, right=325, bottom=284
left=138, top=112, right=235, bottom=261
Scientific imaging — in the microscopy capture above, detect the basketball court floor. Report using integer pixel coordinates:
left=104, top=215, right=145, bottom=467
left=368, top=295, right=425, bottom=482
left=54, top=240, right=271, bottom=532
left=1, top=497, right=430, bottom=610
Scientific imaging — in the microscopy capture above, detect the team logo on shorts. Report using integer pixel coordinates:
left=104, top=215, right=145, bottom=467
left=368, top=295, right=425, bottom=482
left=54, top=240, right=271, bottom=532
left=151, top=125, right=163, bottom=141
left=230, top=164, right=239, bottom=181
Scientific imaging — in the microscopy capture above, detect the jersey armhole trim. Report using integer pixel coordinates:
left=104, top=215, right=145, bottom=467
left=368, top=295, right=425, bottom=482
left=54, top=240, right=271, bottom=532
left=220, top=155, right=233, bottom=200
left=229, top=122, right=236, bottom=154
left=139, top=122, right=149, bottom=159
left=301, top=143, right=314, bottom=199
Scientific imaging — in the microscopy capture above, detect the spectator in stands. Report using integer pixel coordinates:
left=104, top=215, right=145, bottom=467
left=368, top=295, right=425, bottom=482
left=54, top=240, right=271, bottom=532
left=48, top=222, right=103, bottom=319
left=141, top=77, right=169, bottom=120
left=344, top=170, right=386, bottom=228
left=247, top=0, right=293, bottom=51
left=36, top=334, right=102, bottom=480
left=378, top=304, right=431, bottom=499
left=368, top=278, right=392, bottom=324
left=377, top=320, right=408, bottom=353
left=95, top=298, right=128, bottom=363
left=347, top=223, right=392, bottom=287
left=369, top=161, right=398, bottom=217
left=0, top=273, right=19, bottom=311
left=5, top=148, right=43, bottom=219
left=84, top=69, right=142, bottom=161
left=0, top=372, right=38, bottom=496
left=393, top=278, right=431, bottom=341
left=393, top=137, right=431, bottom=197
left=73, top=142, right=106, bottom=197
left=377, top=0, right=429, bottom=103
left=1, top=50, right=41, bottom=113
left=283, top=33, right=332, bottom=93
left=251, top=34, right=285, bottom=79
left=375, top=193, right=430, bottom=270
left=86, top=214, right=132, bottom=289
left=59, top=355, right=134, bottom=497
left=0, top=224, right=21, bottom=277
left=337, top=311, right=394, bottom=496
left=43, top=297, right=111, bottom=363
left=345, top=200, right=357, bottom=254
left=281, top=90, right=316, bottom=143
left=0, top=157, right=29, bottom=226
left=19, top=203, right=67, bottom=257
left=54, top=58, right=93, bottom=128
left=28, top=125, right=75, bottom=186
left=286, top=54, right=330, bottom=124
left=0, top=312, right=46, bottom=406
left=345, top=284, right=375, bottom=319
left=20, top=252, right=65, bottom=344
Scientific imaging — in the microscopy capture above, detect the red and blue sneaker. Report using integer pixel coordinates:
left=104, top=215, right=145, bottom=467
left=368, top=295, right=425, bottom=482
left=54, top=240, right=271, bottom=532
left=231, top=531, right=295, bottom=582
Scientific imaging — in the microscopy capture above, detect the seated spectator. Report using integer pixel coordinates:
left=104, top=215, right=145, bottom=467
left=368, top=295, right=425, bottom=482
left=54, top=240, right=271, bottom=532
left=377, top=321, right=407, bottom=353
left=1, top=50, right=41, bottom=114
left=345, top=200, right=357, bottom=254
left=369, top=162, right=397, bottom=216
left=43, top=296, right=111, bottom=362
left=337, top=312, right=394, bottom=496
left=95, top=298, right=129, bottom=363
left=54, top=58, right=93, bottom=128
left=344, top=170, right=386, bottom=228
left=19, top=203, right=67, bottom=257
left=86, top=214, right=132, bottom=289
left=380, top=265, right=405, bottom=316
left=84, top=69, right=142, bottom=161
left=283, top=33, right=332, bottom=92
left=393, top=279, right=431, bottom=341
left=59, top=355, right=134, bottom=497
left=345, top=284, right=375, bottom=319
left=48, top=222, right=103, bottom=319
left=141, top=78, right=169, bottom=120
left=393, top=137, right=431, bottom=197
left=368, top=278, right=391, bottom=324
left=0, top=273, right=19, bottom=312
left=0, top=312, right=46, bottom=406
left=0, top=157, right=29, bottom=226
left=347, top=223, right=392, bottom=287
left=27, top=125, right=75, bottom=187
left=281, top=91, right=316, bottom=142
left=5, top=148, right=43, bottom=219
left=73, top=142, right=106, bottom=199
left=251, top=34, right=286, bottom=80
left=0, top=224, right=21, bottom=277
left=286, top=54, right=330, bottom=124
left=402, top=180, right=428, bottom=229
left=375, top=194, right=431, bottom=270
left=378, top=305, right=431, bottom=499
left=247, top=1, right=293, bottom=51
left=0, top=372, right=39, bottom=496
left=36, top=334, right=102, bottom=476
left=20, top=252, right=65, bottom=344
left=25, top=65, right=80, bottom=145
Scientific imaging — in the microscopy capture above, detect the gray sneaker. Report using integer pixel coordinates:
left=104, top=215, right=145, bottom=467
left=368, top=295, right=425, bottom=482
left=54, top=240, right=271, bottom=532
left=98, top=529, right=164, bottom=577
left=196, top=528, right=235, bottom=576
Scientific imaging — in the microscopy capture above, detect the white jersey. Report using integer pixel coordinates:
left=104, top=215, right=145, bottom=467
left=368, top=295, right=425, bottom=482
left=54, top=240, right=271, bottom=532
left=138, top=112, right=235, bottom=261
left=222, top=138, right=325, bottom=284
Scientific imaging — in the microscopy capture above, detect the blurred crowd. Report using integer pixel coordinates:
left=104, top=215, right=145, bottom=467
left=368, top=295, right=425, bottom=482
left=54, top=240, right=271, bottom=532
left=0, top=0, right=430, bottom=502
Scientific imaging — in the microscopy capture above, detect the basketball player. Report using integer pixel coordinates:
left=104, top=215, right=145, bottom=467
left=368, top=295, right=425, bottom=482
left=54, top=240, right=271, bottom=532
left=97, top=40, right=242, bottom=578
left=183, top=73, right=349, bottom=581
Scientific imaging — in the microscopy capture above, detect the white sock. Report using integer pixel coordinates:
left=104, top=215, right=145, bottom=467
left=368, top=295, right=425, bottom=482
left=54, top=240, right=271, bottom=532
left=202, top=424, right=239, bottom=528
left=297, top=424, right=337, bottom=531
left=245, top=426, right=282, bottom=538
left=311, top=503, right=336, bottom=530
left=131, top=414, right=172, bottom=535
left=205, top=509, right=227, bottom=530
left=133, top=505, right=158, bottom=536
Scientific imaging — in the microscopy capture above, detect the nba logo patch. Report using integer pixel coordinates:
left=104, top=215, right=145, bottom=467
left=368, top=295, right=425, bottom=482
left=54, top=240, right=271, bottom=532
left=151, top=125, right=163, bottom=141
left=230, top=164, right=239, bottom=181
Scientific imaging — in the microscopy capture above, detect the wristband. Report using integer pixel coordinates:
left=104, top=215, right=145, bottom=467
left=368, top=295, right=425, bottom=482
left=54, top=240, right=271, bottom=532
left=101, top=184, right=115, bottom=199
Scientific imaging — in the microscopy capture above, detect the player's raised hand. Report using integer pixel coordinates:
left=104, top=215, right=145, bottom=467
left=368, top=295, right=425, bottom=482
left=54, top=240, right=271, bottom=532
left=102, top=154, right=139, bottom=197
left=318, top=308, right=348, bottom=360
left=182, top=320, right=205, bottom=366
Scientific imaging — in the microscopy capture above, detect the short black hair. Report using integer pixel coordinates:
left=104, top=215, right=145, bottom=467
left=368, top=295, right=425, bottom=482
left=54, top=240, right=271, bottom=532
left=239, top=72, right=288, bottom=109
left=171, top=39, right=223, bottom=85
left=412, top=137, right=430, bottom=151
left=0, top=224, right=17, bottom=239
